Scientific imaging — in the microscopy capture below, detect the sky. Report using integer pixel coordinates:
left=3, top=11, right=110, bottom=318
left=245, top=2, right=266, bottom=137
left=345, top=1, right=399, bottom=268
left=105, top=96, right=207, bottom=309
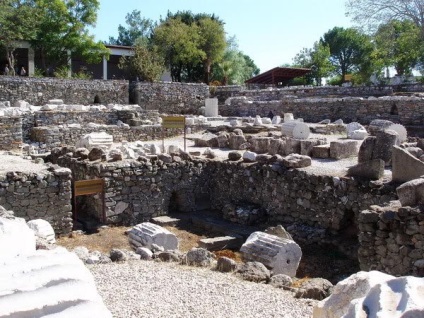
left=91, top=0, right=353, bottom=73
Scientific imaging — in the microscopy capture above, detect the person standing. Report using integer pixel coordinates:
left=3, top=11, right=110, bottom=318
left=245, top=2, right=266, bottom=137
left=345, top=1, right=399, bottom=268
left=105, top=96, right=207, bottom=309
left=20, top=67, right=26, bottom=76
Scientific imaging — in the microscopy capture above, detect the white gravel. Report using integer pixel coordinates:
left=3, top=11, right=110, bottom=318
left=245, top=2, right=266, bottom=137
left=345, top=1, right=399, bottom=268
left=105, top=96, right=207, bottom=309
left=88, top=261, right=316, bottom=318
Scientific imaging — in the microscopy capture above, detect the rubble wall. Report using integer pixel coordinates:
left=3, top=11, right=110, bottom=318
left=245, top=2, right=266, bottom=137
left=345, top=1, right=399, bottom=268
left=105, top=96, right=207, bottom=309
left=213, top=85, right=394, bottom=104
left=34, top=110, right=119, bottom=126
left=0, top=117, right=22, bottom=151
left=31, top=125, right=186, bottom=148
left=358, top=205, right=424, bottom=276
left=58, top=156, right=395, bottom=243
left=0, top=77, right=129, bottom=105
left=131, top=82, right=209, bottom=113
left=0, top=167, right=73, bottom=234
left=220, top=97, right=424, bottom=125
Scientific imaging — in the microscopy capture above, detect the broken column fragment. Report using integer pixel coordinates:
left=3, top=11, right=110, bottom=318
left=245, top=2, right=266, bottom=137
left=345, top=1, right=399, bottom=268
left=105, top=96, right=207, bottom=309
left=128, top=222, right=178, bottom=251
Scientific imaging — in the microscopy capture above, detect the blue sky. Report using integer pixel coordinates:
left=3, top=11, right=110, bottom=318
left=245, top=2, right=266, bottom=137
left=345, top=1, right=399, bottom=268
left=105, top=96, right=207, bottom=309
left=92, top=0, right=353, bottom=73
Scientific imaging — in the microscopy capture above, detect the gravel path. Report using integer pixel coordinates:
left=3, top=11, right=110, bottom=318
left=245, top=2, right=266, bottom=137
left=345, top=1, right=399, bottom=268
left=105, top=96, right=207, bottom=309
left=89, top=261, right=316, bottom=318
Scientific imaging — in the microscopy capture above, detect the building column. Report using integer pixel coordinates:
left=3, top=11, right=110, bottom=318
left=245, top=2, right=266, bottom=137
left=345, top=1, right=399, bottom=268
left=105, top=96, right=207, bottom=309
left=103, top=55, right=108, bottom=80
left=28, top=48, right=35, bottom=76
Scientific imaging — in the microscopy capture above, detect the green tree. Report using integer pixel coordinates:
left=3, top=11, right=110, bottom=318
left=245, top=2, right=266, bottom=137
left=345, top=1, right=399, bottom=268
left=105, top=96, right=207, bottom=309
left=374, top=20, right=421, bottom=76
left=153, top=17, right=204, bottom=82
left=321, top=27, right=375, bottom=80
left=0, top=0, right=39, bottom=74
left=30, top=0, right=109, bottom=74
left=197, top=17, right=226, bottom=83
left=119, top=43, right=165, bottom=82
left=109, top=10, right=154, bottom=46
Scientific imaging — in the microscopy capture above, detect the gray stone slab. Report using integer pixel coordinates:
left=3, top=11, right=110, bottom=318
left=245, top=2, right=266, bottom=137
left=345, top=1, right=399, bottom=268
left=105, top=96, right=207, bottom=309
left=198, top=235, right=244, bottom=251
left=151, top=216, right=180, bottom=227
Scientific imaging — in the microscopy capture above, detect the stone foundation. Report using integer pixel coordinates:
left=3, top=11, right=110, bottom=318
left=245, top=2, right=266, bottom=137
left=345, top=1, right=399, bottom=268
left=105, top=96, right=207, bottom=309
left=0, top=77, right=129, bottom=105
left=358, top=204, right=424, bottom=276
left=0, top=117, right=22, bottom=151
left=0, top=166, right=72, bottom=234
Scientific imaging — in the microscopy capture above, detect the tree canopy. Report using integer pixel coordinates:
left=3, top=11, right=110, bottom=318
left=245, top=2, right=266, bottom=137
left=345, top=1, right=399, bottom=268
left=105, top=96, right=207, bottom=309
left=320, top=27, right=375, bottom=80
left=109, top=10, right=154, bottom=46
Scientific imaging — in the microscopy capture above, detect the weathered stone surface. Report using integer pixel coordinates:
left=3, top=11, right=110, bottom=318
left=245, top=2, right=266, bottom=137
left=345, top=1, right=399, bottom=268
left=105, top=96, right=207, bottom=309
left=406, top=146, right=424, bottom=159
left=0, top=215, right=35, bottom=259
left=300, top=139, right=326, bottom=156
left=358, top=136, right=376, bottom=163
left=198, top=235, right=243, bottom=251
left=281, top=154, right=311, bottom=168
left=110, top=248, right=128, bottom=262
left=373, top=130, right=399, bottom=166
left=128, top=222, right=178, bottom=251
left=250, top=137, right=271, bottom=154
left=88, top=147, right=105, bottom=161
left=396, top=177, right=424, bottom=206
left=243, top=151, right=257, bottom=162
left=347, top=122, right=367, bottom=140
left=151, top=216, right=180, bottom=227
left=347, top=159, right=384, bottom=180
left=228, top=151, right=242, bottom=161
left=157, top=250, right=181, bottom=262
left=295, top=278, right=333, bottom=300
left=329, top=140, right=358, bottom=159
left=312, top=145, right=330, bottom=158
left=368, top=119, right=394, bottom=135
left=236, top=261, right=270, bottom=283
left=264, top=225, right=293, bottom=241
left=135, top=247, right=153, bottom=260
left=27, top=219, right=56, bottom=244
left=313, top=271, right=424, bottom=318
left=185, top=248, right=215, bottom=267
left=0, top=248, right=112, bottom=317
left=216, top=256, right=237, bottom=273
left=76, top=131, right=113, bottom=151
left=269, top=274, right=293, bottom=289
left=240, top=231, right=302, bottom=277
left=392, top=145, right=424, bottom=183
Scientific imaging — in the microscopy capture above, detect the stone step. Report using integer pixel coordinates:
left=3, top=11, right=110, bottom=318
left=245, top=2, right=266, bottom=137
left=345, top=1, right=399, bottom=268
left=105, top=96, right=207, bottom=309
left=198, top=235, right=244, bottom=251
left=150, top=216, right=180, bottom=227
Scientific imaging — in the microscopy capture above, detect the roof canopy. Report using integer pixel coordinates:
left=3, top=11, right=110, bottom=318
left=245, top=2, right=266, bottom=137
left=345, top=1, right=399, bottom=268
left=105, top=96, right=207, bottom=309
left=245, top=67, right=311, bottom=85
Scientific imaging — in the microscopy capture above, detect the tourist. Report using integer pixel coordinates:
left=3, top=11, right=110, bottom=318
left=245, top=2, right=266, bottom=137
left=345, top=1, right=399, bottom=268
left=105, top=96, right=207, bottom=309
left=20, top=67, right=26, bottom=76
left=4, top=65, right=9, bottom=76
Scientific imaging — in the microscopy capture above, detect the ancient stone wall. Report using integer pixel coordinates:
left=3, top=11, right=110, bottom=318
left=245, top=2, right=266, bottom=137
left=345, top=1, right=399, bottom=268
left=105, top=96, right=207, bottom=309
left=131, top=82, right=209, bottom=113
left=358, top=205, right=424, bottom=276
left=34, top=110, right=118, bottom=126
left=220, top=97, right=424, bottom=125
left=0, top=166, right=73, bottom=234
left=212, top=85, right=395, bottom=104
left=0, top=76, right=129, bottom=105
left=58, top=156, right=395, bottom=248
left=31, top=125, right=187, bottom=148
left=0, top=117, right=22, bottom=150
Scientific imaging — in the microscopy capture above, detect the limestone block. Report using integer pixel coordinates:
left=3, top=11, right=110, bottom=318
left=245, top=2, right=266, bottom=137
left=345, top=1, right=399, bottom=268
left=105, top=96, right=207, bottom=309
left=392, top=146, right=424, bottom=183
left=406, top=146, right=423, bottom=159
left=281, top=122, right=310, bottom=139
left=240, top=231, right=302, bottom=277
left=198, top=235, right=244, bottom=251
left=300, top=139, right=326, bottom=156
left=76, top=132, right=113, bottom=150
left=358, top=136, right=376, bottom=163
left=282, top=154, right=312, bottom=168
left=0, top=248, right=112, bottom=317
left=374, top=130, right=399, bottom=166
left=313, top=271, right=392, bottom=318
left=262, top=117, right=272, bottom=124
left=346, top=122, right=364, bottom=138
left=313, top=271, right=424, bottom=318
left=48, top=99, right=64, bottom=105
left=253, top=115, right=263, bottom=126
left=185, top=117, right=195, bottom=126
left=230, top=119, right=240, bottom=126
left=269, top=139, right=284, bottom=155
left=0, top=216, right=35, bottom=260
left=272, top=116, right=281, bottom=124
left=284, top=113, right=294, bottom=122
left=27, top=219, right=56, bottom=244
left=229, top=134, right=247, bottom=150
left=250, top=137, right=271, bottom=154
left=347, top=159, right=384, bottom=180
left=243, top=151, right=257, bottom=162
left=350, top=129, right=368, bottom=140
left=368, top=119, right=394, bottom=136
left=333, top=119, right=343, bottom=125
left=128, top=222, right=178, bottom=251
left=329, top=140, right=358, bottom=159
left=386, top=123, right=407, bottom=143
left=149, top=144, right=161, bottom=155
left=312, top=145, right=330, bottom=158
left=396, top=177, right=424, bottom=206
left=185, top=248, right=215, bottom=267
left=205, top=98, right=218, bottom=117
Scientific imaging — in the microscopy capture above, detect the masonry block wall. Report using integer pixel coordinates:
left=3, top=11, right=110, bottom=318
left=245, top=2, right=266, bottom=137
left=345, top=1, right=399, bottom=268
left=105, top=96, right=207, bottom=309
left=0, top=167, right=73, bottom=234
left=0, top=117, right=22, bottom=151
left=131, top=82, right=209, bottom=113
left=0, top=77, right=129, bottom=105
left=220, top=97, right=424, bottom=125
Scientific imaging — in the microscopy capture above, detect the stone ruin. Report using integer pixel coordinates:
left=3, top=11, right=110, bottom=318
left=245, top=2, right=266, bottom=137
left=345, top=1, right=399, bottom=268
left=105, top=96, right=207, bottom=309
left=1, top=82, right=424, bottom=317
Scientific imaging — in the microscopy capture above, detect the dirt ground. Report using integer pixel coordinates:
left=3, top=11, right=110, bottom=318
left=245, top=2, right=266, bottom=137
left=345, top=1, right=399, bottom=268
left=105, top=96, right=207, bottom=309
left=57, top=223, right=355, bottom=283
